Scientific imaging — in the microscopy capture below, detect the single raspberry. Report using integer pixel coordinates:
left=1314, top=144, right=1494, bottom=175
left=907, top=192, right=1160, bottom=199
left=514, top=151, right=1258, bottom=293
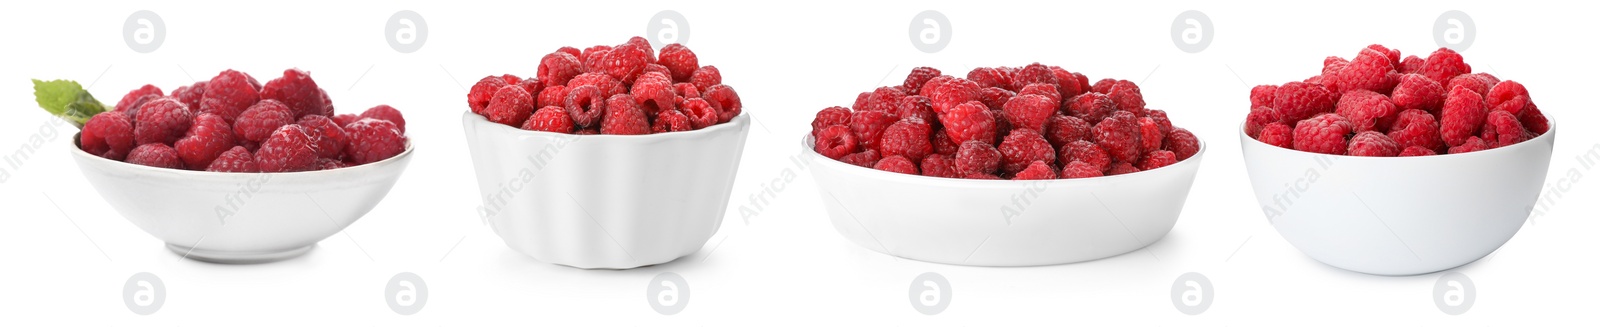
left=1061, top=160, right=1103, bottom=178
left=1482, top=110, right=1528, bottom=147
left=523, top=106, right=576, bottom=133
left=333, top=113, right=359, bottom=127
left=1334, top=48, right=1399, bottom=94
left=966, top=67, right=1011, bottom=89
left=690, top=65, right=722, bottom=91
left=318, top=87, right=335, bottom=116
left=172, top=81, right=207, bottom=111
left=1105, top=162, right=1141, bottom=176
left=896, top=95, right=937, bottom=125
left=918, top=75, right=955, bottom=99
left=1071, top=72, right=1091, bottom=95
left=1250, top=85, right=1279, bottom=110
left=1398, top=146, right=1435, bottom=156
left=205, top=146, right=259, bottom=172
left=1291, top=114, right=1353, bottom=155
left=1390, top=73, right=1446, bottom=113
left=839, top=149, right=880, bottom=168
left=81, top=112, right=137, bottom=160
left=1366, top=44, right=1402, bottom=66
left=879, top=119, right=934, bottom=163
left=175, top=113, right=236, bottom=169
left=852, top=91, right=872, bottom=110
left=1149, top=109, right=1175, bottom=135
left=518, top=77, right=543, bottom=98
left=580, top=45, right=612, bottom=71
left=1013, top=161, right=1058, bottom=180
left=1018, top=79, right=1061, bottom=104
left=1439, top=86, right=1487, bottom=147
left=954, top=140, right=1001, bottom=176
left=938, top=101, right=996, bottom=145
left=1106, top=80, right=1146, bottom=115
left=1137, top=117, right=1165, bottom=153
left=625, top=36, right=655, bottom=62
left=564, top=85, right=606, bottom=127
left=1346, top=131, right=1400, bottom=157
left=653, top=109, right=693, bottom=133
left=468, top=75, right=510, bottom=114
left=1334, top=89, right=1399, bottom=132
left=1001, top=94, right=1055, bottom=132
left=998, top=129, right=1056, bottom=175
left=849, top=110, right=899, bottom=152
left=814, top=125, right=858, bottom=160
left=1272, top=81, right=1338, bottom=123
left=680, top=98, right=720, bottom=129
left=1399, top=55, right=1424, bottom=74
left=1520, top=103, right=1550, bottom=135
left=1446, top=74, right=1495, bottom=98
left=343, top=118, right=407, bottom=165
left=126, top=143, right=183, bottom=169
left=199, top=69, right=260, bottom=123
left=1011, top=63, right=1058, bottom=92
left=360, top=105, right=406, bottom=133
left=1164, top=128, right=1201, bottom=161
left=255, top=124, right=318, bottom=172
left=1092, top=111, right=1142, bottom=163
left=568, top=72, right=628, bottom=97
left=1485, top=80, right=1529, bottom=109
left=1138, top=150, right=1178, bottom=171
left=933, top=130, right=958, bottom=156
left=903, top=67, right=942, bottom=94
left=916, top=153, right=959, bottom=179
left=1244, top=106, right=1283, bottom=138
left=978, top=87, right=1015, bottom=111
left=863, top=86, right=907, bottom=113
left=928, top=78, right=980, bottom=113
left=873, top=155, right=919, bottom=175
left=1066, top=92, right=1115, bottom=123
left=485, top=85, right=535, bottom=126
left=1044, top=114, right=1090, bottom=149
left=1447, top=136, right=1490, bottom=154
left=1050, top=66, right=1085, bottom=99
left=538, top=52, right=583, bottom=87
left=601, top=94, right=650, bottom=135
left=115, top=85, right=163, bottom=112
left=297, top=115, right=347, bottom=159
left=650, top=44, right=696, bottom=82
left=1387, top=109, right=1444, bottom=152
left=703, top=84, right=742, bottom=122
left=1258, top=122, right=1294, bottom=149
left=672, top=82, right=701, bottom=99
left=1091, top=78, right=1117, bottom=94
left=133, top=97, right=193, bottom=145
left=260, top=69, right=329, bottom=118
left=534, top=84, right=569, bottom=109
left=1323, top=56, right=1349, bottom=78
left=233, top=99, right=295, bottom=143
left=1421, top=48, right=1471, bottom=85
left=632, top=72, right=677, bottom=116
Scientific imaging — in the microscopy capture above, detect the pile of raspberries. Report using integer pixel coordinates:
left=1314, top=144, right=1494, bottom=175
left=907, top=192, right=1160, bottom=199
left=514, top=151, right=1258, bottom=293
left=810, top=64, right=1198, bottom=180
left=1246, top=45, right=1549, bottom=156
left=79, top=69, right=408, bottom=172
left=468, top=37, right=741, bottom=135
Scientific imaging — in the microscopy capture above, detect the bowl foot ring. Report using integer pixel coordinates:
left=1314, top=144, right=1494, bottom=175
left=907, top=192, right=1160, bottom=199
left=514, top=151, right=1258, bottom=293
left=166, top=243, right=314, bottom=264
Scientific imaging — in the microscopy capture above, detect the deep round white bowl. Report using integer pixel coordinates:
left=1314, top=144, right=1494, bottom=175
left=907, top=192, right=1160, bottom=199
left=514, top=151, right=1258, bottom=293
left=802, top=135, right=1205, bottom=266
left=1240, top=120, right=1556, bottom=276
left=71, top=134, right=414, bottom=264
left=462, top=112, right=750, bottom=269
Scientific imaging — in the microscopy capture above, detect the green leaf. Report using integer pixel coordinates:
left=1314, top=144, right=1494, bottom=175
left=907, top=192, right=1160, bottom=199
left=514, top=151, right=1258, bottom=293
left=31, top=79, right=105, bottom=129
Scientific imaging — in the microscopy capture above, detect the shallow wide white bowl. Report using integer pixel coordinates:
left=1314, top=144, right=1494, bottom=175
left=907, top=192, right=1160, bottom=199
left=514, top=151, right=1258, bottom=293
left=1240, top=121, right=1556, bottom=276
left=802, top=135, right=1205, bottom=266
left=71, top=134, right=414, bottom=264
left=463, top=112, right=750, bottom=269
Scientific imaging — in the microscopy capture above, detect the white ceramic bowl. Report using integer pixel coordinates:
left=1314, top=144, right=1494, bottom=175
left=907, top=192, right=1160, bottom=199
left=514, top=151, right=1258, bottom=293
left=462, top=112, right=750, bottom=269
left=71, top=134, right=414, bottom=264
left=1240, top=120, right=1556, bottom=276
left=802, top=135, right=1205, bottom=266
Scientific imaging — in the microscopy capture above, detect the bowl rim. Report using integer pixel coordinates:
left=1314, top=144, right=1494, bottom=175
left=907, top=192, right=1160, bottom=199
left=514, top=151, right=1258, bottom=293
left=463, top=110, right=750, bottom=139
left=1237, top=113, right=1557, bottom=159
left=799, top=132, right=1207, bottom=186
left=71, top=132, right=415, bottom=177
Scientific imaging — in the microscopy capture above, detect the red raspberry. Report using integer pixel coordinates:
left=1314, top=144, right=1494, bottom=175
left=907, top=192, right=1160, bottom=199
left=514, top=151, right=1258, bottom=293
left=852, top=91, right=872, bottom=111
left=1482, top=110, right=1528, bottom=147
left=680, top=98, right=720, bottom=129
left=1060, top=140, right=1110, bottom=173
left=1044, top=114, right=1090, bottom=149
left=518, top=77, right=543, bottom=98
left=918, top=75, right=955, bottom=99
left=1091, top=78, right=1116, bottom=94
left=1387, top=109, right=1444, bottom=152
left=554, top=46, right=582, bottom=61
left=1399, top=55, right=1424, bottom=74
left=333, top=113, right=359, bottom=128
left=1346, top=131, right=1400, bottom=157
left=1334, top=89, right=1398, bottom=132
left=1250, top=85, right=1278, bottom=110
left=1244, top=106, right=1283, bottom=138
left=1050, top=66, right=1085, bottom=99
left=231, top=100, right=290, bottom=144
left=1148, top=109, right=1174, bottom=134
left=126, top=143, right=183, bottom=169
left=938, top=101, right=996, bottom=145
left=537, top=85, right=569, bottom=109
left=199, top=70, right=260, bottom=123
left=920, top=154, right=959, bottom=178
left=1138, top=150, right=1178, bottom=171
left=966, top=67, right=1011, bottom=89
left=690, top=65, right=722, bottom=91
left=1018, top=80, right=1061, bottom=105
left=839, top=149, right=880, bottom=168
left=1092, top=111, right=1142, bottom=163
left=1439, top=86, right=1487, bottom=147
left=1011, top=63, right=1058, bottom=91
left=896, top=96, right=936, bottom=125
left=657, top=44, right=699, bottom=82
left=81, top=112, right=137, bottom=161
left=1164, top=128, right=1201, bottom=161
left=175, top=113, right=236, bottom=169
left=1398, top=146, right=1435, bottom=157
left=133, top=97, right=193, bottom=146
left=1390, top=73, right=1446, bottom=113
left=1066, top=92, right=1115, bottom=123
left=903, top=67, right=942, bottom=94
left=998, top=128, right=1056, bottom=175
left=1071, top=72, right=1091, bottom=95
left=978, top=87, right=1015, bottom=112
left=523, top=106, right=575, bottom=133
left=255, top=124, right=318, bottom=172
left=849, top=110, right=899, bottom=152
left=928, top=78, right=981, bottom=113
left=496, top=73, right=522, bottom=86
left=1366, top=44, right=1401, bottom=66
left=171, top=81, right=207, bottom=111
left=642, top=64, right=673, bottom=84
left=1421, top=48, right=1471, bottom=85
left=672, top=82, right=701, bottom=99
left=1013, top=161, right=1058, bottom=180
left=360, top=105, right=406, bottom=133
left=297, top=115, right=347, bottom=159
left=344, top=118, right=406, bottom=165
left=873, top=155, right=919, bottom=175
left=115, top=84, right=163, bottom=113
left=625, top=36, right=655, bottom=60
left=879, top=119, right=934, bottom=163
left=1291, top=114, right=1353, bottom=155
left=703, top=84, right=742, bottom=122
left=1322, top=56, right=1349, bottom=78
left=564, top=85, right=606, bottom=127
left=1333, top=48, right=1399, bottom=94
left=1272, top=81, right=1338, bottom=123
left=861, top=86, right=905, bottom=112
left=1137, top=117, right=1165, bottom=152
left=260, top=68, right=329, bottom=118
left=1106, top=162, right=1141, bottom=176
left=1486, top=81, right=1529, bottom=109
left=1447, top=136, right=1490, bottom=154
left=468, top=75, right=510, bottom=114
left=1061, top=160, right=1103, bottom=178
left=932, top=131, right=958, bottom=156
left=538, top=52, right=583, bottom=87
left=1106, top=80, right=1146, bottom=115
left=1258, top=122, right=1294, bottom=149
left=580, top=46, right=612, bottom=72
left=814, top=125, right=858, bottom=160
left=205, top=146, right=258, bottom=172
left=653, top=109, right=693, bottom=133
left=601, top=94, right=651, bottom=135
left=954, top=140, right=1001, bottom=176
left=632, top=72, right=677, bottom=116
left=568, top=72, right=627, bottom=98
left=1001, top=94, right=1055, bottom=132
left=1446, top=74, right=1495, bottom=98
left=1520, top=103, right=1550, bottom=135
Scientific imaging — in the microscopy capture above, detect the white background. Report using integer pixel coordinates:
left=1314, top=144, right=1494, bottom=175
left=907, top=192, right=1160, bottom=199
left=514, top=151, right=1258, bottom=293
left=2, top=0, right=1595, bottom=325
